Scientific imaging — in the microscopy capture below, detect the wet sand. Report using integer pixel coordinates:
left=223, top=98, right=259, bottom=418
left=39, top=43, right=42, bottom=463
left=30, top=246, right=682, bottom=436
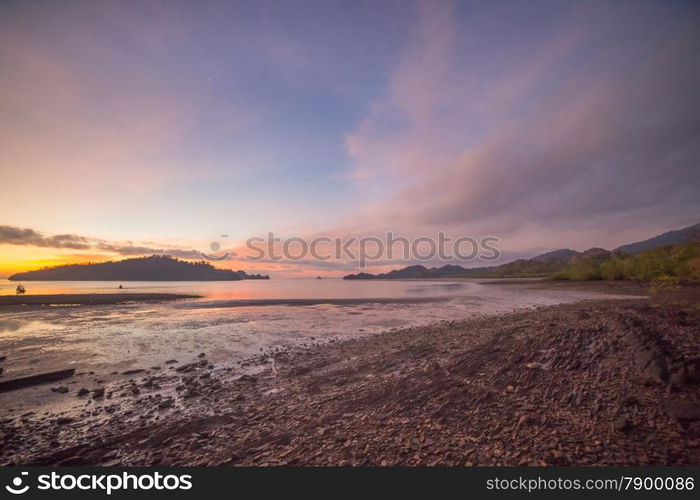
left=478, top=278, right=652, bottom=296
left=1, top=282, right=698, bottom=466
left=0, top=293, right=200, bottom=306
left=181, top=296, right=451, bottom=308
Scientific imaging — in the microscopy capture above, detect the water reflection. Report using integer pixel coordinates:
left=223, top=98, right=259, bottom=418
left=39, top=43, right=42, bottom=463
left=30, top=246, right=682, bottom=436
left=0, top=278, right=475, bottom=301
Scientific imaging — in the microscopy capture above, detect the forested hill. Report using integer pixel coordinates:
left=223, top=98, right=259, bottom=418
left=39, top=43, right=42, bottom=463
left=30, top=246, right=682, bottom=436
left=8, top=255, right=270, bottom=281
left=343, top=223, right=700, bottom=280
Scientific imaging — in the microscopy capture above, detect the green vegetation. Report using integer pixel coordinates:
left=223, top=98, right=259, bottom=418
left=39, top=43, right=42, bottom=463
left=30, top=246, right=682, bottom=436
left=550, top=242, right=700, bottom=282
left=467, top=258, right=568, bottom=278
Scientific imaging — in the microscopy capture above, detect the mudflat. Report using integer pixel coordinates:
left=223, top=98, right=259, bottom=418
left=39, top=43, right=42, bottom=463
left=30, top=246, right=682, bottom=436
left=0, top=293, right=201, bottom=306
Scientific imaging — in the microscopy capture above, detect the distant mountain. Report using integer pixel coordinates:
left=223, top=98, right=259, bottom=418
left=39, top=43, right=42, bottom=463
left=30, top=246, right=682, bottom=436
left=9, top=255, right=270, bottom=281
left=472, top=249, right=594, bottom=279
left=343, top=272, right=379, bottom=280
left=616, top=222, right=700, bottom=254
left=343, top=249, right=582, bottom=280
left=342, top=248, right=620, bottom=280
left=531, top=249, right=579, bottom=262
left=343, top=222, right=700, bottom=280
left=343, top=264, right=493, bottom=280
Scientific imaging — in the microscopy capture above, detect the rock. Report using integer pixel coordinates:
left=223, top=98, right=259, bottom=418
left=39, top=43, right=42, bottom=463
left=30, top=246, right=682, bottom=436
left=667, top=369, right=686, bottom=391
left=183, top=389, right=200, bottom=399
left=687, top=422, right=700, bottom=438
left=614, top=415, right=633, bottom=432
left=668, top=359, right=700, bottom=390
left=634, top=347, right=657, bottom=368
left=623, top=395, right=639, bottom=406
left=237, top=374, right=258, bottom=383
left=122, top=369, right=146, bottom=375
left=157, top=398, right=174, bottom=409
left=165, top=359, right=178, bottom=364
left=57, top=455, right=86, bottom=466
left=526, top=362, right=543, bottom=369
left=198, top=353, right=206, bottom=358
left=92, top=388, right=105, bottom=399
left=77, top=388, right=89, bottom=396
left=642, top=360, right=668, bottom=385
left=56, top=417, right=74, bottom=425
left=663, top=399, right=700, bottom=421
left=684, top=359, right=700, bottom=384
left=0, top=355, right=6, bottom=361
left=51, top=386, right=69, bottom=393
left=175, top=362, right=198, bottom=373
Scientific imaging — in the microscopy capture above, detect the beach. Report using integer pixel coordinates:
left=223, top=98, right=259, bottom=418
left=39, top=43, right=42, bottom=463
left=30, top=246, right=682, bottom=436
left=1, top=282, right=698, bottom=466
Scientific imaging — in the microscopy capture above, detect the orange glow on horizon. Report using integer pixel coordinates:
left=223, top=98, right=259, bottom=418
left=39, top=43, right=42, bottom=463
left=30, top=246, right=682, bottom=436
left=0, top=246, right=276, bottom=278
left=0, top=244, right=368, bottom=279
left=0, top=245, right=116, bottom=277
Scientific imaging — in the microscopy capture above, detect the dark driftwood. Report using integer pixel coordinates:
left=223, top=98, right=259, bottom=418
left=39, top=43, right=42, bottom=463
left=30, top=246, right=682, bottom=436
left=0, top=368, right=75, bottom=392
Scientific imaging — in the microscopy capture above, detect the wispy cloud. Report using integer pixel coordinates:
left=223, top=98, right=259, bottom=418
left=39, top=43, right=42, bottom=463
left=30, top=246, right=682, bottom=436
left=341, top=1, right=700, bottom=250
left=0, top=226, right=91, bottom=250
left=0, top=225, right=208, bottom=259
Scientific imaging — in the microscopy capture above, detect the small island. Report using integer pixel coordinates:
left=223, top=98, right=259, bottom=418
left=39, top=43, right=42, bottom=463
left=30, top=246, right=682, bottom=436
left=8, top=255, right=270, bottom=281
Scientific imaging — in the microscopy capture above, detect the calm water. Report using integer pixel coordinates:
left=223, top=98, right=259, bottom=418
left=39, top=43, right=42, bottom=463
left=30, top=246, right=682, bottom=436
left=0, top=278, right=479, bottom=300
left=0, top=278, right=629, bottom=380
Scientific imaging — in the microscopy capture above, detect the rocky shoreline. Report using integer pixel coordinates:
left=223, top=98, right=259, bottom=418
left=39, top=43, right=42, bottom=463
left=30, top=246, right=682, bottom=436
left=1, top=287, right=699, bottom=466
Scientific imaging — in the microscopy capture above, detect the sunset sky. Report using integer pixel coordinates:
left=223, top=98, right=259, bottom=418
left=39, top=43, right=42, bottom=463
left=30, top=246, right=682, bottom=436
left=1, top=0, right=699, bottom=277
